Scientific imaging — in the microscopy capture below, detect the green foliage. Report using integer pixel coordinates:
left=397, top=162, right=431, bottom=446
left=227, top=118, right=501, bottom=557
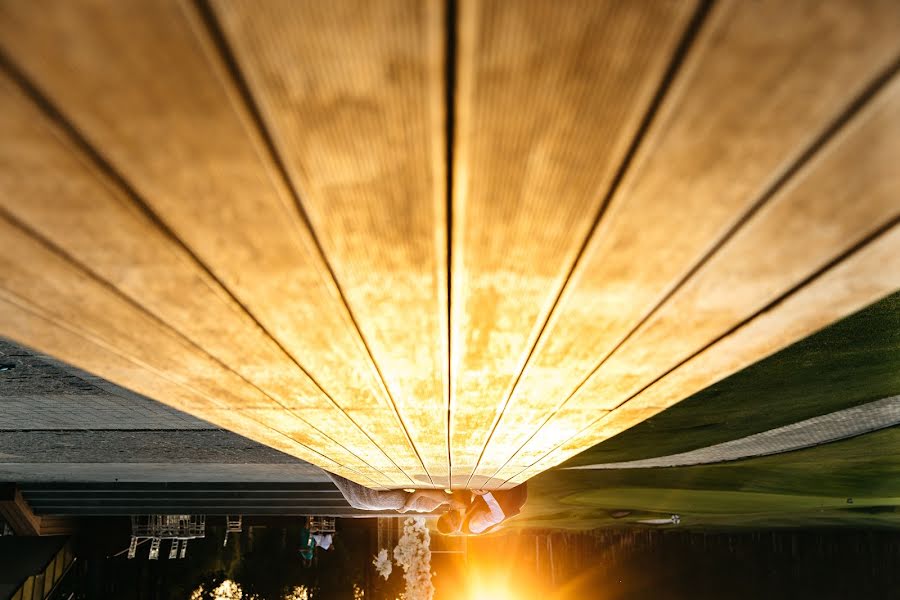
left=567, top=291, right=900, bottom=466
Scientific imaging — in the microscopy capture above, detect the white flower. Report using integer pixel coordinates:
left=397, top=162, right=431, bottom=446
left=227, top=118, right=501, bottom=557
left=373, top=548, right=393, bottom=580
left=391, top=517, right=434, bottom=600
left=208, top=580, right=243, bottom=600
left=284, top=586, right=309, bottom=600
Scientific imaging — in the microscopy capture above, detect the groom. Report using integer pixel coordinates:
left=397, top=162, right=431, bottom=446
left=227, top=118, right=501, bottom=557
left=436, top=485, right=528, bottom=535
left=327, top=473, right=527, bottom=534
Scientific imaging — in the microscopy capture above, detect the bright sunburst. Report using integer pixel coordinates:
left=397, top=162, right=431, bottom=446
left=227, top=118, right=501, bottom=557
left=465, top=566, right=538, bottom=600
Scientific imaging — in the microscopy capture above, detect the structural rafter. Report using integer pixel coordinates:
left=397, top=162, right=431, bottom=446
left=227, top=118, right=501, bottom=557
left=0, top=0, right=898, bottom=489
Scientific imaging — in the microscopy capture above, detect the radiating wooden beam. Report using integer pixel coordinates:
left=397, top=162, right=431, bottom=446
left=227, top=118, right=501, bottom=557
left=451, top=0, right=700, bottom=486
left=210, top=0, right=450, bottom=485
left=475, top=0, right=900, bottom=486
left=499, top=71, right=900, bottom=475
left=506, top=221, right=900, bottom=485
left=1, top=0, right=898, bottom=490
left=0, top=294, right=368, bottom=485
left=0, top=220, right=383, bottom=486
left=0, top=71, right=403, bottom=488
left=0, top=0, right=427, bottom=485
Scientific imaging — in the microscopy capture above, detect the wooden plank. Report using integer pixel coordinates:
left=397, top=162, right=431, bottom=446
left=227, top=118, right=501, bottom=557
left=20, top=577, right=33, bottom=600
left=211, top=0, right=450, bottom=485
left=0, top=294, right=368, bottom=486
left=502, top=72, right=900, bottom=473
left=0, top=72, right=406, bottom=487
left=0, top=219, right=387, bottom=486
left=34, top=517, right=76, bottom=537
left=451, top=0, right=700, bottom=486
left=0, top=487, right=74, bottom=537
left=0, top=484, right=41, bottom=536
left=505, top=221, right=900, bottom=485
left=0, top=0, right=426, bottom=485
left=475, top=0, right=900, bottom=484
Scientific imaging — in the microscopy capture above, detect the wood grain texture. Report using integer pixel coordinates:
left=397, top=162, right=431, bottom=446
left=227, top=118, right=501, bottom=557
left=0, top=485, right=41, bottom=536
left=506, top=221, right=900, bottom=485
left=503, top=72, right=900, bottom=471
left=477, top=0, right=900, bottom=484
left=0, top=294, right=366, bottom=487
left=0, top=486, right=75, bottom=536
left=0, top=72, right=402, bottom=487
left=0, top=0, right=425, bottom=485
left=495, top=71, right=900, bottom=479
left=0, top=218, right=382, bottom=486
left=1, top=0, right=899, bottom=490
left=211, top=0, right=450, bottom=485
left=451, top=0, right=699, bottom=486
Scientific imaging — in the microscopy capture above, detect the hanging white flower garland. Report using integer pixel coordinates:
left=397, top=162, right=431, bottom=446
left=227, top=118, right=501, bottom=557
left=373, top=517, right=434, bottom=600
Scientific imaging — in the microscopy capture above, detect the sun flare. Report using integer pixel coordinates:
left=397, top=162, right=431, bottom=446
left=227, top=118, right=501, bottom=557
left=469, top=585, right=518, bottom=600
left=465, top=566, right=539, bottom=600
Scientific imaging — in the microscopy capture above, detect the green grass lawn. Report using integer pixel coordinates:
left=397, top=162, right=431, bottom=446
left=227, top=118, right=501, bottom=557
left=515, top=291, right=900, bottom=531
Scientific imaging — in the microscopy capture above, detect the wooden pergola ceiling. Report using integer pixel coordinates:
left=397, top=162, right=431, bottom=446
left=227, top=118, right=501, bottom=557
left=1, top=0, right=898, bottom=489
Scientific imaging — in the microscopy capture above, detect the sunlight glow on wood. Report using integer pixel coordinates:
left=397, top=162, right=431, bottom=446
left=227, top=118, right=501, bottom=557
left=0, top=0, right=898, bottom=490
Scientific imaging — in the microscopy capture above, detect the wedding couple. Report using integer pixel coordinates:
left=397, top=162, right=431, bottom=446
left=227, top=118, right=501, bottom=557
left=327, top=473, right=527, bottom=535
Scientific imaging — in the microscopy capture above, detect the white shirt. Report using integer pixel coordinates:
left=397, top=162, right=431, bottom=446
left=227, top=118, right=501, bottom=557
left=468, top=492, right=506, bottom=534
left=312, top=533, right=333, bottom=550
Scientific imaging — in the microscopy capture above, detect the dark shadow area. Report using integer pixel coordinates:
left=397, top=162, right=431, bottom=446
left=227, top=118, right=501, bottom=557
left=26, top=521, right=900, bottom=600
